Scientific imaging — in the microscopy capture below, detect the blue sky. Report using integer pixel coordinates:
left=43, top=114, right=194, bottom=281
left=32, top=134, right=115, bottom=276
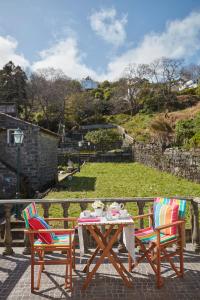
left=0, top=0, right=200, bottom=81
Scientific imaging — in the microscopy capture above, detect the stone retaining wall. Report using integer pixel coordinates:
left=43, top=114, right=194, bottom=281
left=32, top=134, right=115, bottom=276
left=132, top=142, right=200, bottom=182
left=58, top=150, right=132, bottom=165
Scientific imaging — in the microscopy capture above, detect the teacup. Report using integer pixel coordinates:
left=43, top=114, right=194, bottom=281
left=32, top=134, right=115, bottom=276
left=94, top=208, right=103, bottom=217
left=119, top=209, right=128, bottom=218
left=82, top=210, right=91, bottom=218
left=109, top=202, right=124, bottom=211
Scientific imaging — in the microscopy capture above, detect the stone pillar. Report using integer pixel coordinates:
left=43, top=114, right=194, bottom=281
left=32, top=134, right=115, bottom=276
left=137, top=201, right=145, bottom=229
left=191, top=200, right=200, bottom=253
left=3, top=204, right=14, bottom=255
left=62, top=202, right=70, bottom=228
left=42, top=203, right=51, bottom=222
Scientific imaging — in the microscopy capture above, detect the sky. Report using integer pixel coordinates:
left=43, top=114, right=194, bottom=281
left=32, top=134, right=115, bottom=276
left=0, top=0, right=200, bottom=81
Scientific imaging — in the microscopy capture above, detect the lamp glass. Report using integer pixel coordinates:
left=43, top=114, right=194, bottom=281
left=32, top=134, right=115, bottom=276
left=78, top=141, right=83, bottom=147
left=14, top=128, right=24, bottom=144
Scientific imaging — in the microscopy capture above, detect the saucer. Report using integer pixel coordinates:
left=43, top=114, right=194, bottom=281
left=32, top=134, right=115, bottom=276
left=118, top=214, right=130, bottom=219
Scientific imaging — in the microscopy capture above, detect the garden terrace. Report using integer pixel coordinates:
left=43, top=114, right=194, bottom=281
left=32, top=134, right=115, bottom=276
left=1, top=197, right=200, bottom=254
left=0, top=197, right=200, bottom=299
left=1, top=162, right=200, bottom=298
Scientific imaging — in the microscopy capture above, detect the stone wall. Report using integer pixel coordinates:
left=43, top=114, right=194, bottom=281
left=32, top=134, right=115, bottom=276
left=38, top=132, right=58, bottom=189
left=0, top=115, right=39, bottom=192
left=132, top=142, right=200, bottom=182
left=58, top=150, right=132, bottom=165
left=0, top=161, right=16, bottom=199
left=0, top=113, right=58, bottom=197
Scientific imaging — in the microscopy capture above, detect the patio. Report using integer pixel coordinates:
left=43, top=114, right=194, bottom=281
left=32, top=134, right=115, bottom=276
left=0, top=244, right=199, bottom=300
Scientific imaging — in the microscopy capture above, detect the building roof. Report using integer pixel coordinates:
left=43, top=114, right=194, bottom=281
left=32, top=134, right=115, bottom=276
left=0, top=112, right=59, bottom=138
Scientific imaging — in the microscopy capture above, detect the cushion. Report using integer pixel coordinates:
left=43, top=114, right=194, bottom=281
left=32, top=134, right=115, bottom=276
left=29, top=216, right=53, bottom=244
left=34, top=233, right=75, bottom=246
left=154, top=197, right=186, bottom=219
left=135, top=227, right=176, bottom=244
left=35, top=216, right=56, bottom=239
left=154, top=203, right=179, bottom=235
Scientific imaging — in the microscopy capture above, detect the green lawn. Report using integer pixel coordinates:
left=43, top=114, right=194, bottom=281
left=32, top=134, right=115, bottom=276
left=45, top=162, right=200, bottom=227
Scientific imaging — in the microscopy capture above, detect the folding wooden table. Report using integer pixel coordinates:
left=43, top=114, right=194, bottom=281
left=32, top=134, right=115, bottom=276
left=78, top=217, right=135, bottom=290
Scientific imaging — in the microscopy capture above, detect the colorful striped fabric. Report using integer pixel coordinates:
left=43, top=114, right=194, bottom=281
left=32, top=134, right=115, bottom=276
left=154, top=197, right=186, bottom=218
left=154, top=203, right=179, bottom=235
left=135, top=227, right=176, bottom=244
left=34, top=233, right=75, bottom=247
left=23, top=203, right=38, bottom=228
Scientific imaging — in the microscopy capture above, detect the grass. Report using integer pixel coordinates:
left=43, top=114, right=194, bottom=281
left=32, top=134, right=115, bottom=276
left=105, top=113, right=154, bottom=142
left=104, top=104, right=200, bottom=143
left=45, top=162, right=200, bottom=227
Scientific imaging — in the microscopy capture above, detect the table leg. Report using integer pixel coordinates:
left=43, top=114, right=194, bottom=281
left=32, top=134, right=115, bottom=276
left=82, top=225, right=132, bottom=290
left=83, top=225, right=114, bottom=273
left=94, top=226, right=131, bottom=277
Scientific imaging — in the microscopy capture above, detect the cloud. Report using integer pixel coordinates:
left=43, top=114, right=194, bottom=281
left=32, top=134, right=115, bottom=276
left=102, top=11, right=200, bottom=80
left=33, top=11, right=200, bottom=82
left=3, top=11, right=200, bottom=82
left=32, top=37, right=97, bottom=79
left=0, top=35, right=29, bottom=69
left=89, top=8, right=127, bottom=47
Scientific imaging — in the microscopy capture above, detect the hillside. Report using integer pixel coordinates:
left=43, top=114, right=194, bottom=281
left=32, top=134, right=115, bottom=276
left=105, top=101, right=200, bottom=148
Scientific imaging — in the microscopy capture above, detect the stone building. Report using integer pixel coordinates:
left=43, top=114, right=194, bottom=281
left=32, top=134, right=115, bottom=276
left=0, top=112, right=59, bottom=199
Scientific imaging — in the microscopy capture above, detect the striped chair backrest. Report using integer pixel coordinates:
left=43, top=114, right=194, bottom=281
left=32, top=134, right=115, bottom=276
left=154, top=203, right=179, bottom=235
left=154, top=197, right=186, bottom=219
left=23, top=203, right=38, bottom=228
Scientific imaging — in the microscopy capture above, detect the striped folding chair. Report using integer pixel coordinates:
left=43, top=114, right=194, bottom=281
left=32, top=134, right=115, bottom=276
left=23, top=202, right=77, bottom=292
left=129, top=198, right=186, bottom=288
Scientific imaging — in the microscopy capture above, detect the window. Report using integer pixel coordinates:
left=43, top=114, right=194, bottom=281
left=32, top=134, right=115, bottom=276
left=7, top=129, right=16, bottom=145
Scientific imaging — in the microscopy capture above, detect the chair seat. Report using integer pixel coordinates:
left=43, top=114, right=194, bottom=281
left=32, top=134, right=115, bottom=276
left=34, top=233, right=75, bottom=247
left=135, top=227, right=177, bottom=244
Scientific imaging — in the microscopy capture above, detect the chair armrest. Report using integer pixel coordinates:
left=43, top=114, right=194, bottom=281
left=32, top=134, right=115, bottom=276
left=155, top=220, right=185, bottom=231
left=133, top=213, right=153, bottom=220
left=24, top=228, right=75, bottom=234
left=44, top=217, right=77, bottom=222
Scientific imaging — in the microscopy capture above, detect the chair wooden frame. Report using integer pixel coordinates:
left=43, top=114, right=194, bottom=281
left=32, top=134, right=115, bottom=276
left=25, top=217, right=77, bottom=292
left=128, top=213, right=185, bottom=288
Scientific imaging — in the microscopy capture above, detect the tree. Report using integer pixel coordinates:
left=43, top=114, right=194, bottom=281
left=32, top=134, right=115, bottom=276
left=0, top=61, right=28, bottom=116
left=111, top=64, right=149, bottom=116
left=181, top=64, right=200, bottom=82
left=28, top=68, right=81, bottom=131
left=148, top=58, right=183, bottom=110
left=66, top=91, right=97, bottom=127
left=92, top=80, right=113, bottom=115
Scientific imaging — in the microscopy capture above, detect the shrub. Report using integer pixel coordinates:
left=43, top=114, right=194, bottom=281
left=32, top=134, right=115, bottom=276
left=175, top=119, right=195, bottom=146
left=188, top=132, right=200, bottom=148
left=85, top=129, right=122, bottom=151
left=175, top=113, right=200, bottom=148
left=178, top=87, right=197, bottom=95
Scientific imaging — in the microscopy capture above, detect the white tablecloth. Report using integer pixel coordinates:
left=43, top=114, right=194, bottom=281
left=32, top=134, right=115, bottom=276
left=78, top=217, right=135, bottom=261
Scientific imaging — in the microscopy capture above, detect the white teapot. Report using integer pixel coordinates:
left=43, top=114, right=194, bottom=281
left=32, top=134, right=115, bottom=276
left=109, top=202, right=124, bottom=211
